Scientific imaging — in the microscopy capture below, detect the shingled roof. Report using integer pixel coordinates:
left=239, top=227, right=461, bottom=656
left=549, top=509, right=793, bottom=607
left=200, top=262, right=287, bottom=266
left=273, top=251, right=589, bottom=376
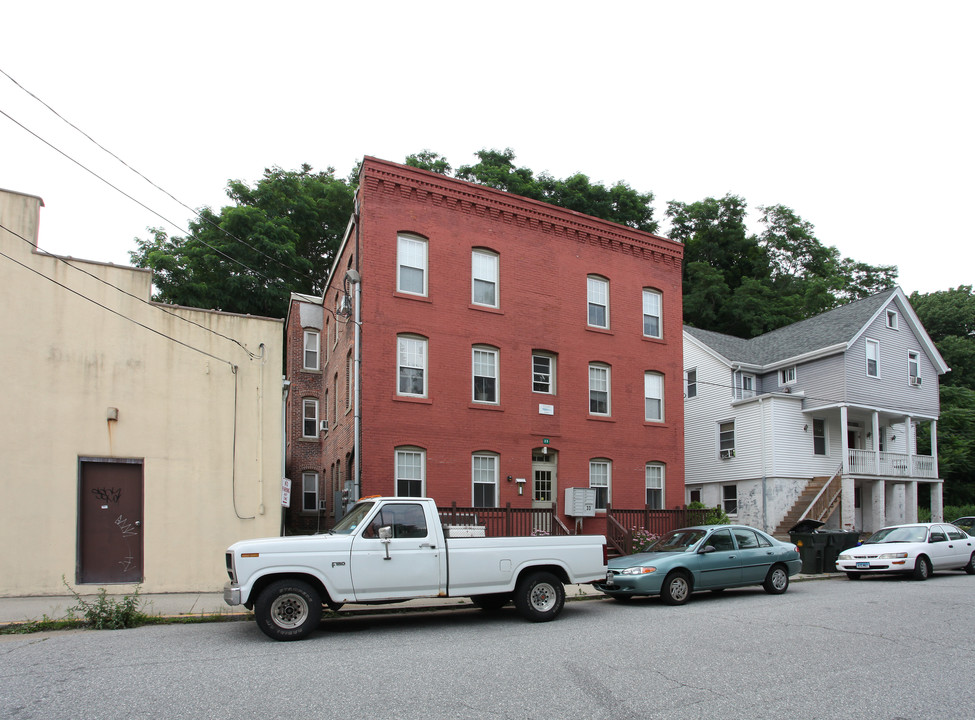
left=684, top=288, right=898, bottom=367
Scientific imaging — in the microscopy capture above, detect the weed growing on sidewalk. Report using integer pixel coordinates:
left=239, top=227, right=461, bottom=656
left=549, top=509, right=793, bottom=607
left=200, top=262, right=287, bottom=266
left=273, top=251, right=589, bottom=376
left=63, top=577, right=148, bottom=630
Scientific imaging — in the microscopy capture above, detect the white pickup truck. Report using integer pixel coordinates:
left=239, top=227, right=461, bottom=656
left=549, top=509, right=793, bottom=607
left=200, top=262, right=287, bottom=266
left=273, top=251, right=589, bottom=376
left=224, top=496, right=607, bottom=640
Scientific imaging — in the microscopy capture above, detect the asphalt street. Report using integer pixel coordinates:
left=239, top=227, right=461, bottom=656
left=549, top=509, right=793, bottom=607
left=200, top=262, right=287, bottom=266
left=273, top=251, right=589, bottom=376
left=2, top=573, right=973, bottom=719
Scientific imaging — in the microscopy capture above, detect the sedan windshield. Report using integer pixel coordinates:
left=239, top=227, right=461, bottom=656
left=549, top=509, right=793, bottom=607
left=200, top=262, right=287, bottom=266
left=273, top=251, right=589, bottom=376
left=648, top=529, right=708, bottom=552
left=866, top=526, right=928, bottom=544
left=331, top=502, right=375, bottom=535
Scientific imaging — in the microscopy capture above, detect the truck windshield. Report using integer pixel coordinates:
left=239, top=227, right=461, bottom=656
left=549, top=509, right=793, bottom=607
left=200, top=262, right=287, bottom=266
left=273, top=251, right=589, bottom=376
left=331, top=502, right=375, bottom=535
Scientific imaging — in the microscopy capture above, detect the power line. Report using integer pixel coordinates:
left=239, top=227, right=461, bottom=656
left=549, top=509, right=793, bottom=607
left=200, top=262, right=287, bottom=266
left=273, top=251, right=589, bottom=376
left=0, top=222, right=262, bottom=358
left=0, top=66, right=316, bottom=284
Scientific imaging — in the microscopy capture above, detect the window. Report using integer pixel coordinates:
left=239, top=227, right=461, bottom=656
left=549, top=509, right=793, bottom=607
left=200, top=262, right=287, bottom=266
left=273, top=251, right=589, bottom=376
left=472, top=453, right=498, bottom=507
left=587, top=276, right=609, bottom=328
left=908, top=350, right=920, bottom=384
left=346, top=351, right=353, bottom=409
left=685, top=369, right=697, bottom=399
left=866, top=339, right=880, bottom=377
left=688, top=486, right=702, bottom=504
left=732, top=527, right=759, bottom=549
left=302, top=472, right=319, bottom=512
left=642, top=289, right=662, bottom=338
left=886, top=309, right=898, bottom=329
left=323, top=390, right=328, bottom=429
left=324, top=319, right=329, bottom=362
left=395, top=448, right=425, bottom=497
left=780, top=366, right=797, bottom=385
left=644, top=372, right=664, bottom=422
left=397, top=335, right=427, bottom=397
left=397, top=235, right=427, bottom=296
left=589, top=460, right=611, bottom=510
left=646, top=463, right=664, bottom=509
left=719, top=420, right=735, bottom=457
left=813, top=418, right=827, bottom=455
left=303, top=330, right=320, bottom=371
left=364, top=503, right=428, bottom=539
left=472, top=249, right=499, bottom=307
left=532, top=353, right=556, bottom=394
left=472, top=346, right=499, bottom=404
left=722, top=485, right=738, bottom=515
left=333, top=374, right=339, bottom=424
left=302, top=398, right=319, bottom=438
left=734, top=372, right=756, bottom=399
left=589, top=364, right=610, bottom=415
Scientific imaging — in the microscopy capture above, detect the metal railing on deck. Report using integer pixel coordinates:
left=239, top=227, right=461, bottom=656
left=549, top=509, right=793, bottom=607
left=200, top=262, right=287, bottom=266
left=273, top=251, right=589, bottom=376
left=438, top=502, right=570, bottom=537
left=605, top=505, right=712, bottom=556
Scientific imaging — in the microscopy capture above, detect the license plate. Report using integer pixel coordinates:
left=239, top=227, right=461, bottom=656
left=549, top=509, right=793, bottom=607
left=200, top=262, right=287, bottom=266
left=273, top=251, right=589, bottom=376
left=856, top=562, right=870, bottom=569
left=605, top=572, right=615, bottom=586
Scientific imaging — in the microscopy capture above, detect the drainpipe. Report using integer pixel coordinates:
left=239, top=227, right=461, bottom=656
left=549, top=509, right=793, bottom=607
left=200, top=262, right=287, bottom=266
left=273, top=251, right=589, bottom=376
left=759, top=396, right=767, bottom=532
left=281, top=377, right=290, bottom=536
left=352, top=198, right=362, bottom=504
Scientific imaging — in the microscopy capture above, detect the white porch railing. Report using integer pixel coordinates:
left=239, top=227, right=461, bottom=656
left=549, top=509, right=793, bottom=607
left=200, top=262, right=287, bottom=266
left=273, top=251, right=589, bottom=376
left=847, top=449, right=937, bottom=479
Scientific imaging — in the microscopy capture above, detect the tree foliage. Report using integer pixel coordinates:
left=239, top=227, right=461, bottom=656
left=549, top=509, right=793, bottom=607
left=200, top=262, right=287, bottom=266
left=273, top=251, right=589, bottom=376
left=670, top=195, right=897, bottom=337
left=130, top=165, right=354, bottom=317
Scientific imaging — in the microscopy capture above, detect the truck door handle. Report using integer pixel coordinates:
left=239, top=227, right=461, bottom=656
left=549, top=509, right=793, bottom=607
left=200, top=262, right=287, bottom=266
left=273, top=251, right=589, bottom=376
left=419, top=543, right=436, bottom=549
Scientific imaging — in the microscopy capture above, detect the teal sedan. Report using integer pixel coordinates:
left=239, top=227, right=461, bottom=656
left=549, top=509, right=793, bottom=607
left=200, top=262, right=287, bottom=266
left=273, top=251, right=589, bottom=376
left=596, top=525, right=802, bottom=605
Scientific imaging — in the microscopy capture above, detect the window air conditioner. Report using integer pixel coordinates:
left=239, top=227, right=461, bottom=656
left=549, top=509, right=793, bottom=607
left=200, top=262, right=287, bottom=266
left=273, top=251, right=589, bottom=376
left=320, top=420, right=328, bottom=433
left=319, top=499, right=327, bottom=511
left=720, top=449, right=734, bottom=459
left=910, top=376, right=922, bottom=386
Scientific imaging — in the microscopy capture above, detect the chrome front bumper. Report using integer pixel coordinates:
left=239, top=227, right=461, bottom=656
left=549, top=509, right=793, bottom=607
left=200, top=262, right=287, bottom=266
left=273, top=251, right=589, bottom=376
left=223, top=582, right=242, bottom=606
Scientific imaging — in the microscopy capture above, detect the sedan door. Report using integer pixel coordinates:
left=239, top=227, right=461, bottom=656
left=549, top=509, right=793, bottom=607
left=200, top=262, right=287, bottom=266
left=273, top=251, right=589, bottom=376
left=924, top=525, right=958, bottom=570
left=944, top=525, right=974, bottom=567
left=732, top=528, right=775, bottom=583
left=694, top=528, right=741, bottom=589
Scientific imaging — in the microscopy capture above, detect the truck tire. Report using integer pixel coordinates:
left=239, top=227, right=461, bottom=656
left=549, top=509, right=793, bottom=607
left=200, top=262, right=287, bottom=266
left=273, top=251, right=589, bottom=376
left=254, top=579, right=322, bottom=641
left=513, top=571, right=565, bottom=622
left=471, top=593, right=510, bottom=611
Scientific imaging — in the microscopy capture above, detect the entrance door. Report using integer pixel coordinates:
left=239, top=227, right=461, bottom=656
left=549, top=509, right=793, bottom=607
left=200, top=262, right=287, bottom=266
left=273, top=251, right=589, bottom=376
left=79, top=460, right=144, bottom=584
left=531, top=450, right=557, bottom=533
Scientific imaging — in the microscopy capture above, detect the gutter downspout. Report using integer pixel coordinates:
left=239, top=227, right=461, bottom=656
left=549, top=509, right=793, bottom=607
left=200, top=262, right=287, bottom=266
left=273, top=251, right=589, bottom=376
left=353, top=199, right=362, bottom=504
left=281, top=377, right=290, bottom=536
left=760, top=396, right=767, bottom=532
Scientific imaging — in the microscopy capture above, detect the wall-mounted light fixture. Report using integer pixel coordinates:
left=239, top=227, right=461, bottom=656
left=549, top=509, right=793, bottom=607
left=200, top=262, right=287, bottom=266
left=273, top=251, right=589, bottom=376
left=803, top=424, right=808, bottom=432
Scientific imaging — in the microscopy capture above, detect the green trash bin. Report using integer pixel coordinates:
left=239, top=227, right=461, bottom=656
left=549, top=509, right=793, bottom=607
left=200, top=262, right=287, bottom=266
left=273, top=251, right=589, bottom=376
left=789, top=520, right=829, bottom=574
left=822, top=531, right=861, bottom=572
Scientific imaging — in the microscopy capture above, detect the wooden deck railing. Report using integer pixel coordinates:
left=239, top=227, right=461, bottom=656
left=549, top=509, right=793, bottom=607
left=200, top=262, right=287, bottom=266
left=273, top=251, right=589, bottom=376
left=605, top=505, right=713, bottom=555
left=438, top=502, right=570, bottom=537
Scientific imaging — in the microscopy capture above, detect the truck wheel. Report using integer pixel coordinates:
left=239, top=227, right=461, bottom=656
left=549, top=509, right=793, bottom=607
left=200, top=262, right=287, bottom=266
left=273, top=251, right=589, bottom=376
left=254, top=579, right=322, bottom=641
left=514, top=571, right=565, bottom=622
left=471, top=593, right=510, bottom=611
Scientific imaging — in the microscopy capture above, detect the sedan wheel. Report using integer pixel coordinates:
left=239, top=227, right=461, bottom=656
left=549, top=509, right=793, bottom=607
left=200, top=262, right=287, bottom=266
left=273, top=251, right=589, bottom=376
left=660, top=571, right=691, bottom=605
left=912, top=555, right=932, bottom=581
left=966, top=553, right=975, bottom=575
left=763, top=565, right=789, bottom=594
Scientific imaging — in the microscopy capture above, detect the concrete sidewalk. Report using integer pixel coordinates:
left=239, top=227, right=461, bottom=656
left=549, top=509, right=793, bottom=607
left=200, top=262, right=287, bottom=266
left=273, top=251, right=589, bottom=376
left=0, top=575, right=837, bottom=627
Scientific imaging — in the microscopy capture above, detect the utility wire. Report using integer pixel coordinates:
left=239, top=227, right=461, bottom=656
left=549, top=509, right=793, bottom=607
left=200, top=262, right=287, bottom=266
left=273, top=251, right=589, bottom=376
left=0, top=243, right=237, bottom=369
left=0, top=66, right=316, bottom=284
left=0, top=221, right=263, bottom=358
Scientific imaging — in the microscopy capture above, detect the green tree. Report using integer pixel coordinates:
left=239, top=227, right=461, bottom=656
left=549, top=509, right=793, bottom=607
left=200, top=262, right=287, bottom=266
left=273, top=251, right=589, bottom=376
left=405, top=150, right=452, bottom=175
left=130, top=165, right=354, bottom=317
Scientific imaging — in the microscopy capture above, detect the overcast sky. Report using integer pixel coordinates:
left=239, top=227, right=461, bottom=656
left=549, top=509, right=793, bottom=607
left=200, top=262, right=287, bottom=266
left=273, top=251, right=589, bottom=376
left=2, top=1, right=972, bottom=297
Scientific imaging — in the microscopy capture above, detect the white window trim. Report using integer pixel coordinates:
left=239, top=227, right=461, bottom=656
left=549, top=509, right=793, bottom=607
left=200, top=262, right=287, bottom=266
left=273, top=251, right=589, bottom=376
left=734, top=371, right=757, bottom=400
left=303, top=330, right=320, bottom=371
left=908, top=350, right=920, bottom=384
left=532, top=352, right=556, bottom=395
left=472, top=452, right=499, bottom=508
left=471, top=249, right=499, bottom=308
left=813, top=417, right=828, bottom=456
left=645, top=463, right=665, bottom=508
left=780, top=366, right=797, bottom=385
left=587, top=275, right=609, bottom=329
left=886, top=309, right=899, bottom=330
left=397, top=234, right=428, bottom=296
left=301, top=471, right=319, bottom=513
left=642, top=288, right=662, bottom=339
left=644, top=372, right=664, bottom=422
left=397, top=335, right=428, bottom=398
left=472, top=346, right=499, bottom=404
left=718, top=419, right=736, bottom=458
left=866, top=338, right=880, bottom=378
left=589, top=363, right=611, bottom=416
left=722, top=484, right=738, bottom=515
left=302, top=398, right=319, bottom=439
left=684, top=369, right=697, bottom=399
left=395, top=448, right=426, bottom=498
left=589, top=459, right=611, bottom=511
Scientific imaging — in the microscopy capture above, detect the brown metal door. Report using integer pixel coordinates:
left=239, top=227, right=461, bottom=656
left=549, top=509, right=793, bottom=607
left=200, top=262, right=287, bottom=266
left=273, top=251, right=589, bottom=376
left=79, top=460, right=144, bottom=584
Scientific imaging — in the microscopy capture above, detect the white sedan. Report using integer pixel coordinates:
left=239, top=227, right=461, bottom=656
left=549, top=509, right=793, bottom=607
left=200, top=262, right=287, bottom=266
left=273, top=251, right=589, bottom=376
left=835, top=523, right=975, bottom=580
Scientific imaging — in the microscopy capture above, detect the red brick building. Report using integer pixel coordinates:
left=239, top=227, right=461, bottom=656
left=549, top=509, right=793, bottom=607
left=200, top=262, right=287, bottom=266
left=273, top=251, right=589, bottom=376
left=284, top=157, right=684, bottom=535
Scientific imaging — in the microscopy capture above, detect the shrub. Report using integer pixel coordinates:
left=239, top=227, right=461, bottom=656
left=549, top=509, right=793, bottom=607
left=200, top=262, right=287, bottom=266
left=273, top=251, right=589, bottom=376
left=63, top=577, right=147, bottom=630
left=687, top=501, right=731, bottom=525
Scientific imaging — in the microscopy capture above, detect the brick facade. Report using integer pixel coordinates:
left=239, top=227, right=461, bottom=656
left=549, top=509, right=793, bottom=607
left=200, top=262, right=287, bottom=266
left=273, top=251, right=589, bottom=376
left=285, top=157, right=684, bottom=536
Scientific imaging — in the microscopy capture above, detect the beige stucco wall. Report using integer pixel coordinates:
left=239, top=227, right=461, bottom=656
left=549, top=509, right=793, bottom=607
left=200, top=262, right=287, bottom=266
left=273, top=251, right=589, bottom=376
left=0, top=190, right=284, bottom=596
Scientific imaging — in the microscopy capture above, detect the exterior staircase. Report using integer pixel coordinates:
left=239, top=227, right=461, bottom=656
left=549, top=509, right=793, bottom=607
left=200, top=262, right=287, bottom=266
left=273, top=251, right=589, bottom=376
left=773, top=473, right=842, bottom=538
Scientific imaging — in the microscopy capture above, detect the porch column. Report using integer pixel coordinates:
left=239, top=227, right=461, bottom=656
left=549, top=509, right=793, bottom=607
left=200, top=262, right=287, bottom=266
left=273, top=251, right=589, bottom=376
left=905, top=481, right=918, bottom=523
left=870, top=480, right=886, bottom=532
left=931, top=420, right=939, bottom=478
left=840, top=405, right=850, bottom=475
left=930, top=483, right=944, bottom=522
left=872, top=411, right=881, bottom=471
left=906, top=415, right=914, bottom=471
left=841, top=475, right=856, bottom=531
